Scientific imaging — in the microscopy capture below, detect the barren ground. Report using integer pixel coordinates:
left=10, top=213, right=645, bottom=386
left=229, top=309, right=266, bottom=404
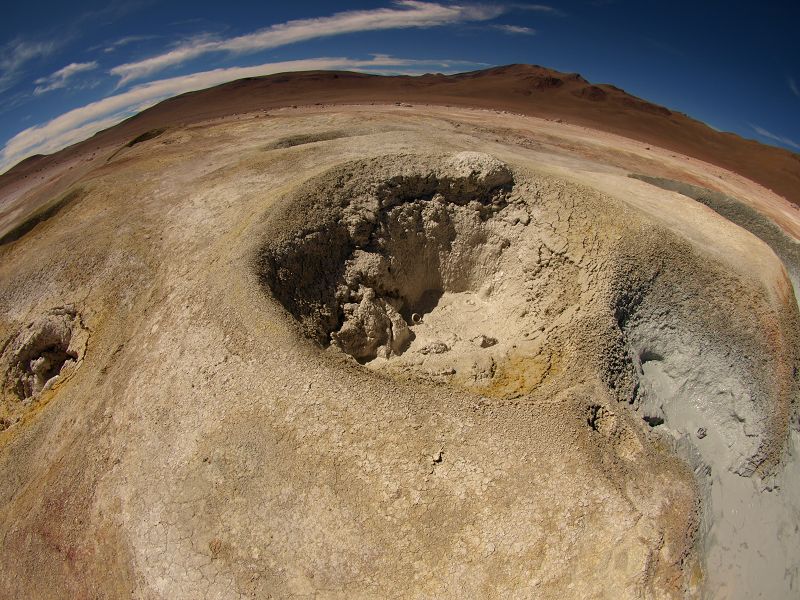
left=1, top=103, right=799, bottom=599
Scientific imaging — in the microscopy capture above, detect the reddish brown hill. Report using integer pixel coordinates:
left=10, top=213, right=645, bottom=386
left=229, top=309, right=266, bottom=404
left=3, top=64, right=799, bottom=206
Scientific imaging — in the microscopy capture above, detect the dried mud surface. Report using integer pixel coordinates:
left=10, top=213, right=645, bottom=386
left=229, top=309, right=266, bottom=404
left=1, top=104, right=799, bottom=599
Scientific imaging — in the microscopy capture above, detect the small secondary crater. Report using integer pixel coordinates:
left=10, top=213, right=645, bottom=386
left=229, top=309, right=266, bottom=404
left=264, top=130, right=351, bottom=150
left=2, top=307, right=88, bottom=403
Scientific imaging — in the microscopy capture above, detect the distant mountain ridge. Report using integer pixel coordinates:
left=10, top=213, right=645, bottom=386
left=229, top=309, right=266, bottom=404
left=3, top=64, right=799, bottom=206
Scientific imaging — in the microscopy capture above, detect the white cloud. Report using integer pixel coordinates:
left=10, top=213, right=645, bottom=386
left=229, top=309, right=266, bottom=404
left=0, top=38, right=59, bottom=93
left=513, top=3, right=563, bottom=15
left=517, top=4, right=558, bottom=11
left=34, top=61, right=99, bottom=95
left=0, top=55, right=484, bottom=173
left=749, top=123, right=800, bottom=150
left=789, top=77, right=800, bottom=99
left=110, top=1, right=505, bottom=85
left=493, top=24, right=536, bottom=35
left=102, top=35, right=157, bottom=53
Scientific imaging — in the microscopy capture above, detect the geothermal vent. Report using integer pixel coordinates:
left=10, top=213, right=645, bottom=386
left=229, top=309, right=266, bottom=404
left=257, top=152, right=587, bottom=396
left=1, top=307, right=88, bottom=426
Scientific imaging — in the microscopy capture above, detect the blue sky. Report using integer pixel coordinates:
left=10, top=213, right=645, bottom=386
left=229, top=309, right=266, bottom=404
left=1, top=1, right=798, bottom=173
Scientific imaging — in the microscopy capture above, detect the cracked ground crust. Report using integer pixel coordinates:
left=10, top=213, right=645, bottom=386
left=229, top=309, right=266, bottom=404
left=0, top=105, right=798, bottom=599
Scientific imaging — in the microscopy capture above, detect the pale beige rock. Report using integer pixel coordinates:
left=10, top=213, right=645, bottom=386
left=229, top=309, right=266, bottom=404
left=0, top=104, right=798, bottom=600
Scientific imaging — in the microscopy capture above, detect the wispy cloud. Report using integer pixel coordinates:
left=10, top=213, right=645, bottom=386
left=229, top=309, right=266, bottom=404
left=0, top=90, right=33, bottom=117
left=110, top=1, right=505, bottom=85
left=100, top=35, right=157, bottom=53
left=513, top=3, right=561, bottom=13
left=0, top=55, right=484, bottom=172
left=510, top=3, right=563, bottom=17
left=34, top=61, right=98, bottom=95
left=748, top=123, right=800, bottom=150
left=0, top=2, right=153, bottom=98
left=0, top=38, right=59, bottom=94
left=789, top=77, right=800, bottom=99
left=493, top=24, right=536, bottom=35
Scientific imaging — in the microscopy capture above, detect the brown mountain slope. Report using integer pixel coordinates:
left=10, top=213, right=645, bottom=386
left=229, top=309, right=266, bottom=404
left=2, top=64, right=799, bottom=206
